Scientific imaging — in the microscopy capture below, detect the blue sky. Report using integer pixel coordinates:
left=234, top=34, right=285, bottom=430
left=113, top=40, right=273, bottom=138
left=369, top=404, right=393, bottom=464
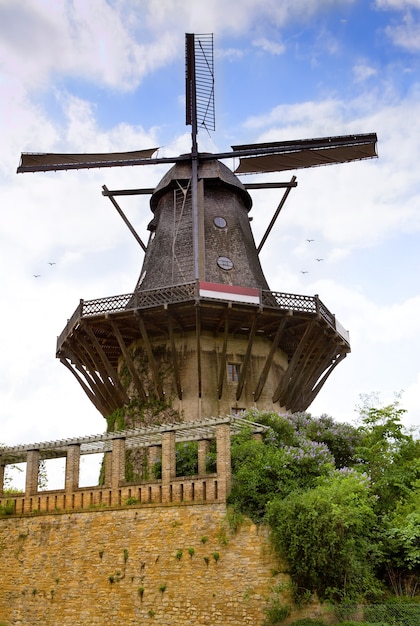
left=1, top=0, right=420, bottom=467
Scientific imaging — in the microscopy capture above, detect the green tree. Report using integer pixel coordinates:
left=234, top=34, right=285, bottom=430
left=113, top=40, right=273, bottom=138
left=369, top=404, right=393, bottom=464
left=266, top=470, right=383, bottom=602
left=356, top=396, right=420, bottom=514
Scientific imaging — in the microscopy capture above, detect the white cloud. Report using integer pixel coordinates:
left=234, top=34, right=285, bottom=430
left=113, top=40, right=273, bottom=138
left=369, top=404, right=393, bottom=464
left=353, top=63, right=377, bottom=82
left=384, top=12, right=420, bottom=51
left=252, top=37, right=285, bottom=55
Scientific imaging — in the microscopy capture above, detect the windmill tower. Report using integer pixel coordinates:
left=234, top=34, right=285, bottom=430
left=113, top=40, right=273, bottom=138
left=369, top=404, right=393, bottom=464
left=18, top=34, right=377, bottom=430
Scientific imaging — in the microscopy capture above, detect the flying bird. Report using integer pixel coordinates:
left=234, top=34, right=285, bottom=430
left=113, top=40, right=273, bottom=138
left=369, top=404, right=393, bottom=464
left=316, top=258, right=324, bottom=262
left=33, top=274, right=40, bottom=278
left=301, top=271, right=308, bottom=274
left=48, top=262, right=56, bottom=266
left=306, top=239, right=314, bottom=242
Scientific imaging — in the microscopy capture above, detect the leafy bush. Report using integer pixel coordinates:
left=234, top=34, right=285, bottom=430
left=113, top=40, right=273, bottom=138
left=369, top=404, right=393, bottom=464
left=0, top=500, right=15, bottom=515
left=266, top=471, right=383, bottom=603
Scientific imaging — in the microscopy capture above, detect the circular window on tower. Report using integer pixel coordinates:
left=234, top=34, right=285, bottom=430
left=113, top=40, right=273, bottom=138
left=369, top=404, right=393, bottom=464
left=214, top=216, right=227, bottom=228
left=217, top=256, right=234, bottom=271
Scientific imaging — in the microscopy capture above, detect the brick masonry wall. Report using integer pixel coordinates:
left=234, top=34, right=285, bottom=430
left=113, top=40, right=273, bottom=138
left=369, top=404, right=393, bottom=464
left=0, top=502, right=291, bottom=626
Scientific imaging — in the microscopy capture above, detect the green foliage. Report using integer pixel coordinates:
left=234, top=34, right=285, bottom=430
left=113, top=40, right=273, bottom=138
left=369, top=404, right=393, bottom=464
left=263, top=597, right=291, bottom=625
left=0, top=499, right=15, bottom=515
left=124, top=497, right=139, bottom=505
left=266, top=471, right=383, bottom=602
left=226, top=403, right=419, bottom=604
left=175, top=441, right=198, bottom=476
left=356, top=396, right=420, bottom=515
left=175, top=549, right=183, bottom=560
left=225, top=506, right=244, bottom=533
left=228, top=417, right=334, bottom=522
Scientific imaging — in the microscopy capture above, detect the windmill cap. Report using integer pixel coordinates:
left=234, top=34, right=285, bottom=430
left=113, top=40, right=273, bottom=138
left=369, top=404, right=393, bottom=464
left=150, top=156, right=252, bottom=212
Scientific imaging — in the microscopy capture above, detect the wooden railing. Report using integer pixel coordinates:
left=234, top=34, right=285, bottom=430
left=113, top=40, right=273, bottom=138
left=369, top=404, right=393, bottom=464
left=57, top=281, right=349, bottom=351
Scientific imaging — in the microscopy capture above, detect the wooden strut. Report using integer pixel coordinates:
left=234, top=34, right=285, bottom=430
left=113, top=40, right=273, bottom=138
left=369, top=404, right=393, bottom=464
left=137, top=314, right=164, bottom=400
left=272, top=320, right=316, bottom=405
left=109, top=318, right=147, bottom=402
left=62, top=345, right=112, bottom=408
left=102, top=184, right=147, bottom=252
left=60, top=356, right=106, bottom=416
left=298, top=351, right=347, bottom=412
left=236, top=311, right=259, bottom=401
left=253, top=314, right=290, bottom=401
left=82, top=324, right=130, bottom=406
left=285, top=328, right=326, bottom=409
left=71, top=332, right=118, bottom=410
left=257, top=175, right=297, bottom=253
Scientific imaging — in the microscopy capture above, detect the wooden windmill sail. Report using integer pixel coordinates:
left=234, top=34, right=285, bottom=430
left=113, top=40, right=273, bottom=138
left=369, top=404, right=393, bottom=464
left=17, top=34, right=377, bottom=422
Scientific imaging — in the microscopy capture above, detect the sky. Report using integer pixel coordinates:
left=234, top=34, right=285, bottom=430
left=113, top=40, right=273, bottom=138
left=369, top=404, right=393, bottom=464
left=1, top=0, right=420, bottom=472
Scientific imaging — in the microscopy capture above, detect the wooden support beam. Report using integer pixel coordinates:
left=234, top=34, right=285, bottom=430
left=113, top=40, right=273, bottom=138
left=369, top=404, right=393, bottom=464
left=103, top=184, right=147, bottom=252
left=75, top=331, right=120, bottom=409
left=166, top=309, right=183, bottom=400
left=236, top=311, right=259, bottom=401
left=217, top=305, right=231, bottom=400
left=137, top=314, right=164, bottom=400
left=257, top=176, right=297, bottom=253
left=253, top=315, right=289, bottom=401
left=272, top=320, right=315, bottom=404
left=284, top=327, right=324, bottom=408
left=59, top=357, right=110, bottom=416
left=60, top=349, right=116, bottom=417
left=299, top=351, right=347, bottom=411
left=110, top=319, right=147, bottom=401
left=83, top=324, right=129, bottom=405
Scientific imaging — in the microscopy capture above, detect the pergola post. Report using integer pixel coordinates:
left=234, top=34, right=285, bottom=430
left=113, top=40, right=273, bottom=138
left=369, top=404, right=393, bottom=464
left=198, top=439, right=210, bottom=475
left=148, top=445, right=161, bottom=478
left=103, top=450, right=112, bottom=486
left=216, top=424, right=231, bottom=501
left=161, top=431, right=176, bottom=503
left=0, top=463, right=5, bottom=496
left=25, top=449, right=40, bottom=497
left=111, top=437, right=126, bottom=505
left=65, top=444, right=81, bottom=492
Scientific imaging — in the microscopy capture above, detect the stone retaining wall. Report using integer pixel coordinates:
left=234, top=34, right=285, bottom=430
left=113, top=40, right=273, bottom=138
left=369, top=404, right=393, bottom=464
left=0, top=502, right=289, bottom=626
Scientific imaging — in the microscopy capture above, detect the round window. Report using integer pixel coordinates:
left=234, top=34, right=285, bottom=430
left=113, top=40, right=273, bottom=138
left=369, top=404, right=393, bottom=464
left=217, top=256, right=234, bottom=271
left=214, top=216, right=227, bottom=228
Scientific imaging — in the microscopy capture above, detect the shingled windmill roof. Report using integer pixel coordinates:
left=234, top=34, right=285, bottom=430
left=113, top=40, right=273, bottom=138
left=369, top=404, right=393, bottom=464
left=150, top=156, right=253, bottom=212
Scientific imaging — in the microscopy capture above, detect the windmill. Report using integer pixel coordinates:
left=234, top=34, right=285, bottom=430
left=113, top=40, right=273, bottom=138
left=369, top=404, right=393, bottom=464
left=17, top=34, right=377, bottom=424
